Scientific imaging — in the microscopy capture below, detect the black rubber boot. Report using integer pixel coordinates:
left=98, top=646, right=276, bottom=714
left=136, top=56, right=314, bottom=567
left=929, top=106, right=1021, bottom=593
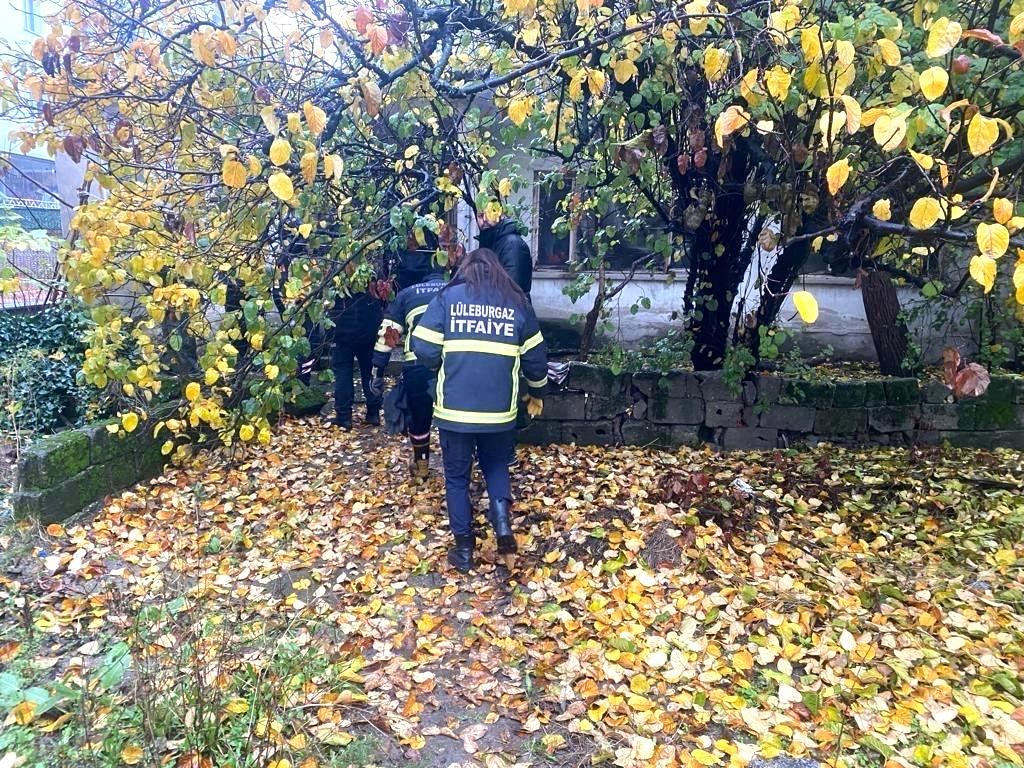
left=489, top=498, right=517, bottom=555
left=409, top=442, right=430, bottom=480
left=447, top=535, right=475, bottom=573
left=365, top=408, right=381, bottom=426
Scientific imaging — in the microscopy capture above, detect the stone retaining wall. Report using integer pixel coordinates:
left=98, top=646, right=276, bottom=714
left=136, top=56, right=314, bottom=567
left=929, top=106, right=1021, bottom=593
left=12, top=419, right=167, bottom=523
left=520, top=363, right=1024, bottom=450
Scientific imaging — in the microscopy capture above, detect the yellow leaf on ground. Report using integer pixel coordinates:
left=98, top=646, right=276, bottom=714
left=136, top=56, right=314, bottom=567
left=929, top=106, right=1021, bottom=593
left=120, top=745, right=143, bottom=765
left=792, top=291, right=818, bottom=324
left=12, top=701, right=36, bottom=725
left=733, top=649, right=754, bottom=671
left=691, top=748, right=721, bottom=766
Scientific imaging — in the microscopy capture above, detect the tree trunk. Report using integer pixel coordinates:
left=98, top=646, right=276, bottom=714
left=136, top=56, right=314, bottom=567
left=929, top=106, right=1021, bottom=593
left=861, top=270, right=910, bottom=376
left=578, top=263, right=606, bottom=361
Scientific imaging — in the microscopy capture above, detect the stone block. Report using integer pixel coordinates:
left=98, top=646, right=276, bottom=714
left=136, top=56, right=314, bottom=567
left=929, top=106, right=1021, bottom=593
left=755, top=375, right=783, bottom=405
left=697, top=370, right=740, bottom=401
left=17, top=429, right=91, bottom=490
left=705, top=401, right=746, bottom=428
left=632, top=371, right=701, bottom=398
left=923, top=379, right=953, bottom=404
left=971, top=397, right=1023, bottom=430
left=586, top=394, right=631, bottom=420
left=940, top=430, right=1024, bottom=450
left=135, top=440, right=169, bottom=481
left=517, top=420, right=564, bottom=445
left=566, top=363, right=628, bottom=397
left=105, top=459, right=140, bottom=494
left=720, top=427, right=779, bottom=450
left=620, top=422, right=700, bottom=448
left=918, top=404, right=963, bottom=431
left=885, top=378, right=920, bottom=405
left=781, top=379, right=835, bottom=407
left=620, top=421, right=673, bottom=447
left=629, top=398, right=648, bottom=421
left=833, top=381, right=866, bottom=408
left=868, top=406, right=920, bottom=433
left=648, top=396, right=704, bottom=425
left=20, top=469, right=113, bottom=523
left=863, top=380, right=887, bottom=407
left=537, top=392, right=586, bottom=421
left=87, top=420, right=132, bottom=464
left=562, top=420, right=616, bottom=445
left=814, top=408, right=866, bottom=435
left=758, top=405, right=816, bottom=432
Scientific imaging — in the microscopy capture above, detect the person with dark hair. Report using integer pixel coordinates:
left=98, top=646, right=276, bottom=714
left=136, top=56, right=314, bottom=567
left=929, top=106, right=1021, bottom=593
left=331, top=287, right=384, bottom=430
left=369, top=260, right=447, bottom=479
left=411, top=248, right=548, bottom=573
left=476, top=214, right=533, bottom=299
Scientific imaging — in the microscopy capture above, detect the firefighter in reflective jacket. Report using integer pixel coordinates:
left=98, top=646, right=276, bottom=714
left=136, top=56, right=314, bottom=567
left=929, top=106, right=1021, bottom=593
left=369, top=267, right=447, bottom=479
left=411, top=248, right=548, bottom=573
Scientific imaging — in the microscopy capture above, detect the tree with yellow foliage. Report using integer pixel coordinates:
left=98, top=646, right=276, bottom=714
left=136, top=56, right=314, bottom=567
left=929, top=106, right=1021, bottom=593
left=3, top=0, right=1024, bottom=445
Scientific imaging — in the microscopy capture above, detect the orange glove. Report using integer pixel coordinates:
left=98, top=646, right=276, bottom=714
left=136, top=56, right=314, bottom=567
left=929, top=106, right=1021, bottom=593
left=523, top=395, right=544, bottom=418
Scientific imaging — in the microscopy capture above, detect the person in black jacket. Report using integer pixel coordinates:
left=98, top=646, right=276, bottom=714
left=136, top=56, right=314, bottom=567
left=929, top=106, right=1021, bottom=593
left=411, top=248, right=548, bottom=573
left=476, top=215, right=533, bottom=299
left=331, top=289, right=384, bottom=430
left=369, top=266, right=446, bottom=479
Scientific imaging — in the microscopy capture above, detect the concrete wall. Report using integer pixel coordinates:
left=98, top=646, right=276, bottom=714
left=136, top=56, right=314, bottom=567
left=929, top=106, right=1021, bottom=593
left=530, top=271, right=974, bottom=363
left=520, top=363, right=1024, bottom=451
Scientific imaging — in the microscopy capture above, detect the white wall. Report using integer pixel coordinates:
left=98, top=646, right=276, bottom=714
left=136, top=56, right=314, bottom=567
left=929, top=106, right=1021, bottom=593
left=531, top=270, right=973, bottom=363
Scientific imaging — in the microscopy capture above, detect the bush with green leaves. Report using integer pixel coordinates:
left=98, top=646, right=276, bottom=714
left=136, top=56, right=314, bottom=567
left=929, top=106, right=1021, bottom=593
left=0, top=302, right=104, bottom=434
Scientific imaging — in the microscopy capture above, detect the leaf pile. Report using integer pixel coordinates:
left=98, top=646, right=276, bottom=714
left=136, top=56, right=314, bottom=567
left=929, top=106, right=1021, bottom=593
left=2, top=419, right=1023, bottom=768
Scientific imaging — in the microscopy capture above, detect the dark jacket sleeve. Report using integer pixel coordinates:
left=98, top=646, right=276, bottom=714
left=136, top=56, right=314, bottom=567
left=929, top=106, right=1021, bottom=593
left=496, top=235, right=533, bottom=298
left=518, top=303, right=548, bottom=397
left=372, top=291, right=404, bottom=370
left=410, top=294, right=445, bottom=372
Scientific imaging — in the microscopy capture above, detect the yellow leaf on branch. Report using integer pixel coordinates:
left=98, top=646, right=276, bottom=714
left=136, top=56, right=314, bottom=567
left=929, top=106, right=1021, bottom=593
left=876, top=38, right=901, bottom=66
left=918, top=66, right=948, bottom=100
left=792, top=291, right=819, bottom=323
left=908, top=197, right=942, bottom=229
left=967, top=113, right=999, bottom=156
left=976, top=222, right=1009, bottom=258
left=993, top=198, right=1014, bottom=225
left=872, top=199, right=892, bottom=221
left=926, top=17, right=962, bottom=58
left=714, top=105, right=749, bottom=147
left=969, top=254, right=997, bottom=293
left=221, top=159, right=247, bottom=189
left=303, top=101, right=327, bottom=135
left=826, top=158, right=851, bottom=196
left=269, top=137, right=292, bottom=166
left=268, top=172, right=294, bottom=201
left=703, top=46, right=730, bottom=82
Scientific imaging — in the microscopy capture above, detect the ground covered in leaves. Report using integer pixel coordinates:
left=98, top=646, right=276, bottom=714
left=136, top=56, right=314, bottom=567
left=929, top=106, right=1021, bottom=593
left=1, top=418, right=1023, bottom=768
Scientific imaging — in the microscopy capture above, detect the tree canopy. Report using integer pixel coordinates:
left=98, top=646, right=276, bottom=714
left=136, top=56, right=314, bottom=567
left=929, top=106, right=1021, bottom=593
left=2, top=0, right=1024, bottom=448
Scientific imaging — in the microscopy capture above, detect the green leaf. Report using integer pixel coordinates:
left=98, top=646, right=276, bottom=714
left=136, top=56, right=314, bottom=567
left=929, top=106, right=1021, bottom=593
left=96, top=642, right=131, bottom=692
left=608, top=636, right=638, bottom=653
left=921, top=280, right=943, bottom=298
left=859, top=734, right=895, bottom=759
left=0, top=672, right=23, bottom=708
